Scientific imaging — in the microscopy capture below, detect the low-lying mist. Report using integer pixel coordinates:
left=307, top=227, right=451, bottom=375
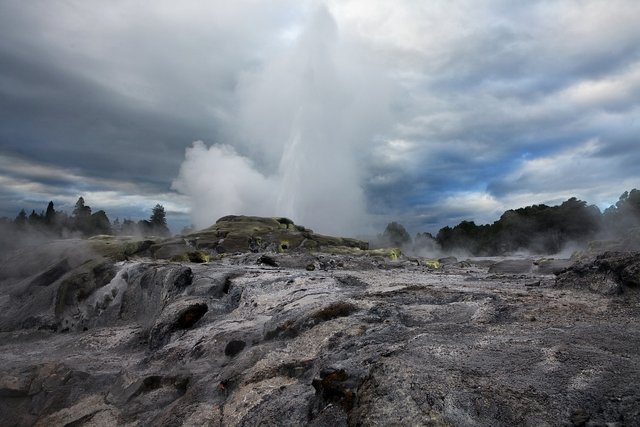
left=172, top=5, right=389, bottom=236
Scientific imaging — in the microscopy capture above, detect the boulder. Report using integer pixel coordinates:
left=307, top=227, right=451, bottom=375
left=438, top=256, right=458, bottom=265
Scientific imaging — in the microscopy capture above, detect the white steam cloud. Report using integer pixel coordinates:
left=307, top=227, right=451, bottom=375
left=172, top=5, right=389, bottom=236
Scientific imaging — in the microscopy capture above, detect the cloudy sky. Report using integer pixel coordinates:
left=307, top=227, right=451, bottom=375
left=1, top=0, right=639, bottom=236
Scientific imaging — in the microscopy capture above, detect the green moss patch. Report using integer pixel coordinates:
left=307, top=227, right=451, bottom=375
left=170, top=251, right=210, bottom=263
left=424, top=259, right=442, bottom=269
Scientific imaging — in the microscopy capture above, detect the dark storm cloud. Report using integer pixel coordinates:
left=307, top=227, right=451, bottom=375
left=0, top=7, right=220, bottom=188
left=0, top=0, right=306, bottom=227
left=0, top=48, right=212, bottom=185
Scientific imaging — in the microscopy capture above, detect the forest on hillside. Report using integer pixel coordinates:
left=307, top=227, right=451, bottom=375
left=381, top=189, right=640, bottom=256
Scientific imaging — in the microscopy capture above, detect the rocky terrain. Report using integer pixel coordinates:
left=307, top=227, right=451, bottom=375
left=1, top=217, right=639, bottom=426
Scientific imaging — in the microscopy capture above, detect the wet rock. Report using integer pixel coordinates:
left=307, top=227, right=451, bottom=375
left=33, top=395, right=117, bottom=427
left=225, top=340, right=246, bottom=357
left=257, top=254, right=278, bottom=267
left=169, top=266, right=193, bottom=288
left=149, top=299, right=208, bottom=348
left=55, top=260, right=117, bottom=317
left=28, top=259, right=71, bottom=288
left=0, top=258, right=121, bottom=333
left=311, top=302, right=358, bottom=323
left=264, top=302, right=357, bottom=342
left=107, top=372, right=190, bottom=407
left=0, top=363, right=106, bottom=426
left=312, top=369, right=356, bottom=412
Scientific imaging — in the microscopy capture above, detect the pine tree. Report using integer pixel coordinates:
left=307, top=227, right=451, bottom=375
left=14, top=209, right=27, bottom=227
left=28, top=209, right=42, bottom=225
left=149, top=204, right=170, bottom=236
left=90, top=210, right=112, bottom=235
left=72, top=197, right=91, bottom=218
left=72, top=196, right=93, bottom=235
left=45, top=201, right=56, bottom=225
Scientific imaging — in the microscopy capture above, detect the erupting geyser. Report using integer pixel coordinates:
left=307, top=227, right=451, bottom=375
left=172, top=5, right=389, bottom=236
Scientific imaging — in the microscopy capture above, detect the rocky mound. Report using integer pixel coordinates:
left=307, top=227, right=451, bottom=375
left=149, top=216, right=370, bottom=260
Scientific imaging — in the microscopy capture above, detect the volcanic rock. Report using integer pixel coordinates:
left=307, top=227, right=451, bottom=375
left=555, top=251, right=640, bottom=295
left=1, top=236, right=640, bottom=425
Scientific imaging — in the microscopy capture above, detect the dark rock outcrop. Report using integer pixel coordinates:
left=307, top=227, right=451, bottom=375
left=555, top=251, right=640, bottom=295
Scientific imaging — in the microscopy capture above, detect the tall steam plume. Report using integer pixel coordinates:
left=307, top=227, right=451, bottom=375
left=172, top=5, right=389, bottom=236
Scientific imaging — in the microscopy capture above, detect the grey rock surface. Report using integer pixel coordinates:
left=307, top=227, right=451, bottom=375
left=556, top=251, right=640, bottom=295
left=1, top=247, right=640, bottom=426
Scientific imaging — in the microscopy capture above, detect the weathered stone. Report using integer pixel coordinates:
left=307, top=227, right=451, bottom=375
left=1, top=244, right=640, bottom=426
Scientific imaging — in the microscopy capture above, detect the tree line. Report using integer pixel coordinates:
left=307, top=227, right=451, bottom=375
left=2, top=196, right=170, bottom=238
left=382, top=189, right=640, bottom=256
left=4, top=189, right=640, bottom=256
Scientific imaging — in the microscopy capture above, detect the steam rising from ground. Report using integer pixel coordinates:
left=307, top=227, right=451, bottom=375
left=172, top=6, right=388, bottom=236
